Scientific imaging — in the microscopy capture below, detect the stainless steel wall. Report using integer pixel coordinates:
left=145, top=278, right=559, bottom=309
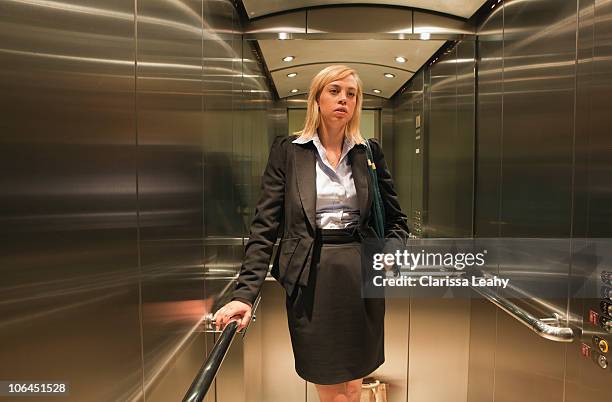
left=392, top=42, right=475, bottom=238
left=0, top=1, right=274, bottom=401
left=0, top=1, right=143, bottom=401
left=469, top=1, right=612, bottom=402
left=566, top=0, right=612, bottom=400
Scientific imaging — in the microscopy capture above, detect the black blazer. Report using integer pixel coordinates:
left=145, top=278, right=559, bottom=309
left=231, top=135, right=410, bottom=306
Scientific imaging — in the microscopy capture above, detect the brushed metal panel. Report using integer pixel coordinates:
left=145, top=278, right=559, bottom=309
left=137, top=93, right=204, bottom=240
left=566, top=0, right=612, bottom=400
left=260, top=282, right=305, bottom=402
left=381, top=105, right=394, bottom=167
left=474, top=4, right=503, bottom=238
left=427, top=42, right=475, bottom=238
left=391, top=82, right=414, bottom=218
left=584, top=0, right=612, bottom=238
left=494, top=312, right=567, bottom=402
left=370, top=298, right=410, bottom=402
left=136, top=1, right=207, bottom=401
left=0, top=1, right=143, bottom=401
left=466, top=299, right=497, bottom=402
left=428, top=49, right=460, bottom=237
left=413, top=10, right=476, bottom=34
left=500, top=0, right=576, bottom=238
left=456, top=40, right=476, bottom=237
left=307, top=7, right=412, bottom=34
left=494, top=1, right=577, bottom=401
left=408, top=299, right=471, bottom=402
left=244, top=11, right=306, bottom=34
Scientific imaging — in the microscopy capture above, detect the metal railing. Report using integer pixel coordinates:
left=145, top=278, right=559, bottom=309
left=182, top=296, right=260, bottom=402
left=471, top=285, right=575, bottom=342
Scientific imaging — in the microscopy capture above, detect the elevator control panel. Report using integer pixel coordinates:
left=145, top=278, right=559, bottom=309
left=582, top=270, right=612, bottom=371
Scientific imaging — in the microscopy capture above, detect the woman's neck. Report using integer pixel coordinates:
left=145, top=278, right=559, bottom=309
left=318, top=121, right=345, bottom=151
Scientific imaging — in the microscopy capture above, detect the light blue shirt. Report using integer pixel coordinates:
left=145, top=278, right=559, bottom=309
left=292, top=133, right=360, bottom=229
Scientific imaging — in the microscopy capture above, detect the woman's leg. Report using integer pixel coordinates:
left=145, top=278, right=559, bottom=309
left=314, top=378, right=363, bottom=402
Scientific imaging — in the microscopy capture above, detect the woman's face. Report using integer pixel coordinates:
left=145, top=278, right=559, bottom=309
left=317, top=75, right=358, bottom=126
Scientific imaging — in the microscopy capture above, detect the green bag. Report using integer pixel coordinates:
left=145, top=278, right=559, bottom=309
left=364, top=139, right=385, bottom=239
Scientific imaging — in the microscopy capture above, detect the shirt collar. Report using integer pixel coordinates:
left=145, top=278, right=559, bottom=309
left=293, top=132, right=359, bottom=168
left=292, top=133, right=359, bottom=150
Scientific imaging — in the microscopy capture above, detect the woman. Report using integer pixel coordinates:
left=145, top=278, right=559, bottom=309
left=213, top=65, right=409, bottom=402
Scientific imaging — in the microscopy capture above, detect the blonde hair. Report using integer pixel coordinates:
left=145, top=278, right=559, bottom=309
left=295, top=65, right=365, bottom=145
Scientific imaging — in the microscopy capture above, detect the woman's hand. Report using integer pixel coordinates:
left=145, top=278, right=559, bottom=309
left=212, top=300, right=252, bottom=332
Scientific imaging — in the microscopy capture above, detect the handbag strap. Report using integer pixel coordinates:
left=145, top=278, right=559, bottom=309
left=364, top=139, right=385, bottom=239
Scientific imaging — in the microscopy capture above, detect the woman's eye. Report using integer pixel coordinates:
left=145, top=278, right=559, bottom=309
left=329, top=88, right=338, bottom=94
left=348, top=92, right=355, bottom=97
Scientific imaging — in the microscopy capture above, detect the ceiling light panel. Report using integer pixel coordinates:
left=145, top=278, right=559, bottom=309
left=259, top=40, right=444, bottom=73
left=241, top=0, right=488, bottom=20
left=270, top=63, right=411, bottom=99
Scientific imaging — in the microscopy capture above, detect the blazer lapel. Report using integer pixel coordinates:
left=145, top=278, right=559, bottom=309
left=349, top=145, right=372, bottom=226
left=294, top=142, right=317, bottom=230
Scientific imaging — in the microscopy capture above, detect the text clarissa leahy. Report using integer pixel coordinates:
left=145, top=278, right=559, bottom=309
left=372, top=274, right=510, bottom=289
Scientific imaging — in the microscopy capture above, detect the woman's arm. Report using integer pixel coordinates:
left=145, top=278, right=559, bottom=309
left=369, top=138, right=411, bottom=239
left=230, top=135, right=287, bottom=306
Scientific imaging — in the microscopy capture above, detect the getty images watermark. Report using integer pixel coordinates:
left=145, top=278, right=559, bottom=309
left=371, top=248, right=509, bottom=289
left=359, top=237, right=612, bottom=299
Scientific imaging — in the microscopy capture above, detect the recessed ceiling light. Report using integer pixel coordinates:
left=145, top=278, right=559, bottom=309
left=282, top=56, right=295, bottom=62
left=287, top=72, right=297, bottom=78
left=373, top=89, right=381, bottom=94
left=420, top=32, right=431, bottom=40
left=395, top=56, right=407, bottom=63
left=290, top=89, right=299, bottom=93
left=384, top=73, right=395, bottom=78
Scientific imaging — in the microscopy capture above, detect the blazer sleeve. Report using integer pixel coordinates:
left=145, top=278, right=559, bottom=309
left=369, top=138, right=411, bottom=240
left=230, top=136, right=286, bottom=307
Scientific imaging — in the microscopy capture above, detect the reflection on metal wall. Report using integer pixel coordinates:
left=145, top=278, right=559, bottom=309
left=392, top=44, right=475, bottom=238
left=566, top=0, right=612, bottom=400
left=0, top=0, right=274, bottom=401
left=392, top=71, right=423, bottom=235
left=467, top=3, right=503, bottom=401
left=136, top=0, right=206, bottom=400
left=0, top=0, right=143, bottom=401
left=469, top=1, right=612, bottom=402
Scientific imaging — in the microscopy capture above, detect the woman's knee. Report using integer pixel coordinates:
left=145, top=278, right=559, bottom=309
left=314, top=378, right=362, bottom=402
left=346, top=378, right=363, bottom=398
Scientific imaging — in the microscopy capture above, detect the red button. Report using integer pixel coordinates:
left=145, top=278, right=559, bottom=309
left=581, top=343, right=592, bottom=357
left=590, top=309, right=600, bottom=325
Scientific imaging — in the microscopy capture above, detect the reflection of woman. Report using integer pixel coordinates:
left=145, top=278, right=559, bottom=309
left=214, top=65, right=410, bottom=402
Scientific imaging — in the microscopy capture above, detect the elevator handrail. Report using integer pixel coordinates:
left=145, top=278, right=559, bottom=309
left=182, top=319, right=239, bottom=402
left=471, top=284, right=575, bottom=342
left=182, top=292, right=261, bottom=402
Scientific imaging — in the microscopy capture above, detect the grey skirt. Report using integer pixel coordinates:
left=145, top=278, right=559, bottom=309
left=285, top=240, right=385, bottom=385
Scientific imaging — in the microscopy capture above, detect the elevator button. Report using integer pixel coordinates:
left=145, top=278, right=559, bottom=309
left=600, top=301, right=612, bottom=316
left=598, top=339, right=609, bottom=354
left=581, top=343, right=591, bottom=357
left=589, top=309, right=600, bottom=325
left=597, top=354, right=608, bottom=369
